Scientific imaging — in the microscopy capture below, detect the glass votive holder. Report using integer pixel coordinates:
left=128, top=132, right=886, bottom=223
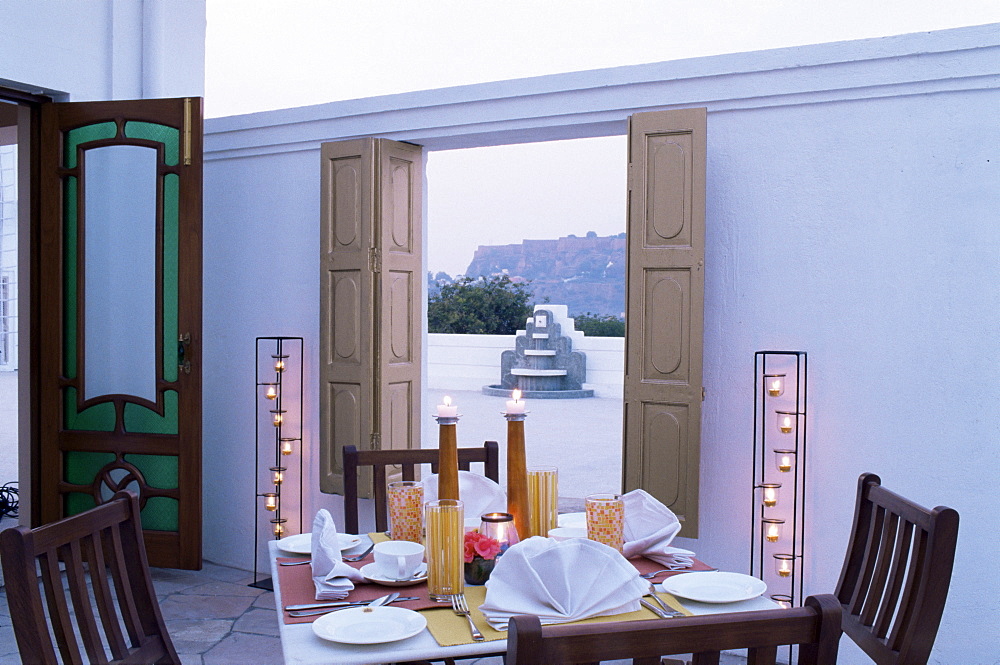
left=773, top=449, right=795, bottom=473
left=270, top=467, right=285, bottom=485
left=264, top=384, right=278, bottom=400
left=387, top=480, right=423, bottom=543
left=479, top=512, right=520, bottom=557
left=272, top=410, right=285, bottom=427
left=270, top=518, right=287, bottom=537
left=762, top=518, right=784, bottom=542
left=280, top=438, right=296, bottom=455
left=273, top=355, right=287, bottom=372
left=263, top=492, right=278, bottom=511
left=776, top=411, right=796, bottom=434
left=771, top=593, right=793, bottom=609
left=761, top=483, right=781, bottom=508
left=586, top=493, right=625, bottom=553
left=764, top=374, right=785, bottom=397
left=527, top=466, right=559, bottom=538
left=774, top=553, right=794, bottom=578
left=425, top=499, right=464, bottom=601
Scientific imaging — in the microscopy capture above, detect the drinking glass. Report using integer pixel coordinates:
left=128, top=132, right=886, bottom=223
left=585, top=493, right=624, bottom=552
left=387, top=480, right=423, bottom=543
left=528, top=466, right=559, bottom=538
left=425, top=499, right=464, bottom=601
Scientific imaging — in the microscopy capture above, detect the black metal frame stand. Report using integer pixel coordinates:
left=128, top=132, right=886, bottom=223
left=250, top=336, right=304, bottom=590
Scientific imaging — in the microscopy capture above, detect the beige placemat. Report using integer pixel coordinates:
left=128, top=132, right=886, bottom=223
left=423, top=584, right=692, bottom=647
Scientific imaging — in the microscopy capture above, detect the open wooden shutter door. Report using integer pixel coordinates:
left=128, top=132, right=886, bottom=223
left=623, top=108, right=706, bottom=537
left=319, top=139, right=423, bottom=496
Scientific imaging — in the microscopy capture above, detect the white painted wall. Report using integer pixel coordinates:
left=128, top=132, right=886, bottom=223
left=204, top=26, right=999, bottom=662
left=427, top=333, right=624, bottom=398
left=0, top=0, right=206, bottom=99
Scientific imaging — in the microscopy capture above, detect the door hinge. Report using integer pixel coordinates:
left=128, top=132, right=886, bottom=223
left=183, top=98, right=193, bottom=166
left=178, top=332, right=192, bottom=374
left=702, top=387, right=706, bottom=401
left=369, top=247, right=382, bottom=273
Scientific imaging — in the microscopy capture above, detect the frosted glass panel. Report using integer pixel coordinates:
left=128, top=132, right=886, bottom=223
left=84, top=145, right=157, bottom=403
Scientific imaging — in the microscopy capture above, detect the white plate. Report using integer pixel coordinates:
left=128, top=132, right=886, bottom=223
left=276, top=532, right=362, bottom=554
left=311, top=605, right=427, bottom=644
left=360, top=562, right=428, bottom=586
left=660, top=571, right=767, bottom=603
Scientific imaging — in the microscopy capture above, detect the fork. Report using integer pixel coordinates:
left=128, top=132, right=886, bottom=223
left=646, top=583, right=685, bottom=618
left=640, top=566, right=717, bottom=578
left=451, top=594, right=484, bottom=642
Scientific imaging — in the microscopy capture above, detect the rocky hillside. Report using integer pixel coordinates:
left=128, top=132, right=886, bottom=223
left=463, top=233, right=626, bottom=317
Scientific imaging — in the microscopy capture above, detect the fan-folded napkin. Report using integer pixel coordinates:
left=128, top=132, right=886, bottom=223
left=479, top=536, right=648, bottom=630
left=422, top=470, right=507, bottom=521
left=311, top=509, right=365, bottom=600
left=621, top=489, right=694, bottom=569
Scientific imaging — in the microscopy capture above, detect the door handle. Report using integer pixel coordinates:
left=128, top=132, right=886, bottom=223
left=178, top=333, right=192, bottom=374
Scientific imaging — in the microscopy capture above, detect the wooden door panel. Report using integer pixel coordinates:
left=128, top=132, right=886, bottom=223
left=624, top=108, right=705, bottom=538
left=38, top=98, right=202, bottom=569
left=320, top=139, right=423, bottom=496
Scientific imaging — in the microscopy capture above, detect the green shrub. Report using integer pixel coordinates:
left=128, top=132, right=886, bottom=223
left=427, top=275, right=534, bottom=334
left=573, top=312, right=625, bottom=337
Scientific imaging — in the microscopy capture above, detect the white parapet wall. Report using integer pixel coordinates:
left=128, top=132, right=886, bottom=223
left=427, top=333, right=624, bottom=398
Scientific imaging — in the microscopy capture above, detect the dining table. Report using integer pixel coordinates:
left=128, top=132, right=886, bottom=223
left=268, top=532, right=779, bottom=665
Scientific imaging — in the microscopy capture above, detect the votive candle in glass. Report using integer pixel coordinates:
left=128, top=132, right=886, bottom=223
left=586, top=493, right=625, bottom=553
left=774, top=449, right=795, bottom=473
left=761, top=483, right=781, bottom=508
left=776, top=411, right=796, bottom=434
left=263, top=493, right=278, bottom=511
left=763, top=518, right=784, bottom=543
left=771, top=593, right=792, bottom=609
left=764, top=374, right=785, bottom=397
left=425, top=499, right=464, bottom=601
left=774, top=553, right=794, bottom=578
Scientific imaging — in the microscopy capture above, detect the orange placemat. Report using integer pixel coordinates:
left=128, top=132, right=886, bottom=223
left=629, top=556, right=716, bottom=581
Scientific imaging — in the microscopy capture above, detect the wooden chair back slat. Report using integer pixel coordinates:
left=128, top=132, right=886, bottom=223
left=507, top=594, right=842, bottom=665
left=746, top=646, right=777, bottom=665
left=872, top=518, right=912, bottom=638
left=85, top=529, right=130, bottom=660
left=834, top=472, right=959, bottom=665
left=64, top=537, right=110, bottom=664
left=0, top=491, right=180, bottom=665
left=342, top=441, right=501, bottom=534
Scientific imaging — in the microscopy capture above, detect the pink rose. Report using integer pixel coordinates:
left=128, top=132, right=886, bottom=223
left=474, top=536, right=501, bottom=560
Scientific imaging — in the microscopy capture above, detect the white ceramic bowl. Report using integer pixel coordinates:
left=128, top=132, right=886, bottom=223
left=548, top=527, right=587, bottom=541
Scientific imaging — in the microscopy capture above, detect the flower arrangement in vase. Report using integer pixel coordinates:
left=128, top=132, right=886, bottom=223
left=463, top=530, right=502, bottom=585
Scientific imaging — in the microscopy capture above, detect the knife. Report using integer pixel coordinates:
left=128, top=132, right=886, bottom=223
left=285, top=592, right=402, bottom=612
left=640, top=599, right=673, bottom=619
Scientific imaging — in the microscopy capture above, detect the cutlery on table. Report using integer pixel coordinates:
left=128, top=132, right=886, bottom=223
left=450, top=594, right=484, bottom=642
left=343, top=542, right=375, bottom=562
left=645, top=583, right=685, bottom=618
left=286, top=592, right=407, bottom=617
left=640, top=567, right=718, bottom=578
left=279, top=559, right=311, bottom=566
left=640, top=599, right=675, bottom=619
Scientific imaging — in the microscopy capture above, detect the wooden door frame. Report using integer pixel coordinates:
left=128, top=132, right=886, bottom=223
left=0, top=85, right=49, bottom=527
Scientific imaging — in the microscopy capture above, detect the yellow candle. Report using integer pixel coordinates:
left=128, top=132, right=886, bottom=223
left=280, top=440, right=293, bottom=455
left=766, top=523, right=779, bottom=542
left=779, top=455, right=792, bottom=472
left=265, top=385, right=277, bottom=400
left=764, top=487, right=777, bottom=507
left=264, top=493, right=277, bottom=511
left=778, top=561, right=792, bottom=577
left=768, top=379, right=782, bottom=396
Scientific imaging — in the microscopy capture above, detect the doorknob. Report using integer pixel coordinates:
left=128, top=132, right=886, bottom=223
left=178, top=333, right=192, bottom=374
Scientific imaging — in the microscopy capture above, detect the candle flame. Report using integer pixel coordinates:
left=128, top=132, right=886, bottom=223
left=443, top=395, right=452, bottom=406
left=512, top=389, right=521, bottom=402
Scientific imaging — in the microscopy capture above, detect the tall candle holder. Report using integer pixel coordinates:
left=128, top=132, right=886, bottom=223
left=751, top=351, right=807, bottom=613
left=504, top=409, right=530, bottom=539
left=434, top=396, right=460, bottom=502
left=250, top=336, right=303, bottom=590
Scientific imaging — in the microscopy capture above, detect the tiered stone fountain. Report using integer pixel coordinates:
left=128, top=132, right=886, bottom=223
left=482, top=305, right=594, bottom=399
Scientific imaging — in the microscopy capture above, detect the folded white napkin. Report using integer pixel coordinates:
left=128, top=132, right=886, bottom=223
left=311, top=509, right=365, bottom=600
left=621, top=489, right=694, bottom=569
left=422, top=470, right=507, bottom=522
left=479, top=536, right=648, bottom=630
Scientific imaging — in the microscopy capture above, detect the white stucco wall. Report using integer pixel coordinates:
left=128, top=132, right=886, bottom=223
left=0, top=0, right=206, bottom=100
left=204, top=25, right=999, bottom=662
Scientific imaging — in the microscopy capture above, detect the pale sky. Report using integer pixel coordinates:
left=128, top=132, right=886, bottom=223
left=205, top=0, right=1000, bottom=276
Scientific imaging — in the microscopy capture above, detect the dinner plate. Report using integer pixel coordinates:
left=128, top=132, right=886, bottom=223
left=311, top=605, right=427, bottom=644
left=660, top=571, right=766, bottom=603
left=360, top=562, right=428, bottom=586
left=557, top=512, right=586, bottom=529
left=275, top=532, right=362, bottom=554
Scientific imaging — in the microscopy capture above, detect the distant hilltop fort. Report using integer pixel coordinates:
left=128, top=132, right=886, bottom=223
left=464, top=232, right=626, bottom=318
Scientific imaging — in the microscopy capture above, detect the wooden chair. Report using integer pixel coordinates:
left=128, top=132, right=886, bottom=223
left=834, top=472, right=959, bottom=665
left=0, top=490, right=180, bottom=665
left=507, top=593, right=843, bottom=665
left=342, top=440, right=500, bottom=535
